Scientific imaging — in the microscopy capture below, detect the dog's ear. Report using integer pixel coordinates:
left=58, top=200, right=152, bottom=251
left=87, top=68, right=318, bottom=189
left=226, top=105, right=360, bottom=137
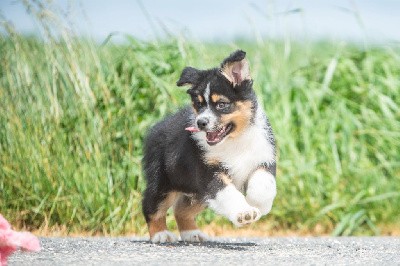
left=220, top=50, right=251, bottom=87
left=177, top=67, right=201, bottom=87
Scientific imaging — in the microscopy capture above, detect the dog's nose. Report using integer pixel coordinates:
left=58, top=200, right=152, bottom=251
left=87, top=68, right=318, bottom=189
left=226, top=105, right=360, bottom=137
left=197, top=118, right=209, bottom=130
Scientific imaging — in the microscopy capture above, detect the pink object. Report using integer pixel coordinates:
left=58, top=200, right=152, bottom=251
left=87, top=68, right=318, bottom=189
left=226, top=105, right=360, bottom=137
left=185, top=126, right=200, bottom=133
left=0, top=214, right=40, bottom=266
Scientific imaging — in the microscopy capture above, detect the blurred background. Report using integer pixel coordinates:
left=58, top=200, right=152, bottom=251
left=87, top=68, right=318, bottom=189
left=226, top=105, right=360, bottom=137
left=2, top=0, right=400, bottom=43
left=0, top=0, right=399, bottom=237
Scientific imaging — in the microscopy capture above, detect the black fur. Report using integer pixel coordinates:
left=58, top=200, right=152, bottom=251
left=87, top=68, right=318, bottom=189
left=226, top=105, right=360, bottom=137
left=220, top=50, right=246, bottom=67
left=142, top=107, right=225, bottom=222
left=176, top=67, right=201, bottom=87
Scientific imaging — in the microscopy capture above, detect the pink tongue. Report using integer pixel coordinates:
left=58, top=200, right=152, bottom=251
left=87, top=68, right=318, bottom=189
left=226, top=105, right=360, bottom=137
left=185, top=126, right=200, bottom=132
left=207, top=131, right=220, bottom=141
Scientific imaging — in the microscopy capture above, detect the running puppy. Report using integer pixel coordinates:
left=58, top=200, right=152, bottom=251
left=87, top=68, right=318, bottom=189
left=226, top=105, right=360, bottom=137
left=142, top=50, right=276, bottom=243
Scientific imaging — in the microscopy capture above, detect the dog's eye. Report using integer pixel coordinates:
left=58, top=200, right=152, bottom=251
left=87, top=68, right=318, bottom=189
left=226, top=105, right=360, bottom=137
left=216, top=102, right=230, bottom=110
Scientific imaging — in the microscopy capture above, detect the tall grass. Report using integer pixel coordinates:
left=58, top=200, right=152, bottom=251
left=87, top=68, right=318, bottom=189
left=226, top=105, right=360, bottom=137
left=1, top=8, right=399, bottom=236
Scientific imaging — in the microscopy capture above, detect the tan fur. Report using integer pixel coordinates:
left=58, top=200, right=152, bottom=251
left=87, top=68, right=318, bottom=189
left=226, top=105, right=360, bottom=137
left=211, top=94, right=230, bottom=103
left=219, top=173, right=232, bottom=185
left=197, top=95, right=204, bottom=103
left=174, top=195, right=205, bottom=232
left=206, top=158, right=220, bottom=165
left=148, top=192, right=178, bottom=237
left=148, top=216, right=167, bottom=237
left=192, top=104, right=198, bottom=114
left=221, top=100, right=253, bottom=138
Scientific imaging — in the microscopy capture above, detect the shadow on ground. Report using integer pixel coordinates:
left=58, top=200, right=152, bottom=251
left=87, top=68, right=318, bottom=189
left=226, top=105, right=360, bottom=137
left=137, top=240, right=258, bottom=251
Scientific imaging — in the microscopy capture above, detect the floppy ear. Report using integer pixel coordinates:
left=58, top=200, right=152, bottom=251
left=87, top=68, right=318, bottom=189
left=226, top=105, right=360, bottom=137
left=176, top=67, right=201, bottom=87
left=220, top=50, right=251, bottom=87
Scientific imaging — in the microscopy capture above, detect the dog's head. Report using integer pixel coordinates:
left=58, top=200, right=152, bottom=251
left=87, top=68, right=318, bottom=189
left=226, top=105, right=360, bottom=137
left=177, top=50, right=257, bottom=146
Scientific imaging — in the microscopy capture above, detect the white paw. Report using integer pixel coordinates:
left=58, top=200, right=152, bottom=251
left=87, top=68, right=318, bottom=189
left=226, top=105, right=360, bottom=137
left=180, top=230, right=209, bottom=242
left=207, top=184, right=262, bottom=227
left=151, top=230, right=178, bottom=243
left=231, top=206, right=261, bottom=227
left=246, top=197, right=274, bottom=215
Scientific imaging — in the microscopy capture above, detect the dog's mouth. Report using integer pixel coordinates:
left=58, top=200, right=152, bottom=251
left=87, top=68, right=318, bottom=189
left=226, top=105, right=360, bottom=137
left=205, top=123, right=233, bottom=145
left=185, top=123, right=234, bottom=145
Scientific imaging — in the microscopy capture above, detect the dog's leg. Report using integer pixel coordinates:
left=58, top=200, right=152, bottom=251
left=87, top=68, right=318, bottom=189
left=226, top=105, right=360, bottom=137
left=174, top=194, right=208, bottom=242
left=246, top=168, right=276, bottom=216
left=142, top=190, right=178, bottom=243
left=206, top=173, right=261, bottom=227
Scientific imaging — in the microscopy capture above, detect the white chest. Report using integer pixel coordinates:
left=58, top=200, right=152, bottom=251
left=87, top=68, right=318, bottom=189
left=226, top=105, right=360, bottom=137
left=211, top=126, right=274, bottom=189
left=194, top=121, right=275, bottom=191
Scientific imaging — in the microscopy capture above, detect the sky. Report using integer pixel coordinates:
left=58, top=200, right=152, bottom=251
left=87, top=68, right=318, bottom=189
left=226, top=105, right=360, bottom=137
left=0, top=0, right=399, bottom=44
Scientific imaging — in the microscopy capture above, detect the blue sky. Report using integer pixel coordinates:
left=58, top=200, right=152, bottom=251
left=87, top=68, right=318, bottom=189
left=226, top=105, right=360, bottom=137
left=1, top=0, right=399, bottom=43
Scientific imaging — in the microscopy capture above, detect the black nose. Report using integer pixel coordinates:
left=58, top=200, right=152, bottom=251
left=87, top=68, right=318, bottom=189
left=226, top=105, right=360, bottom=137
left=197, top=118, right=209, bottom=130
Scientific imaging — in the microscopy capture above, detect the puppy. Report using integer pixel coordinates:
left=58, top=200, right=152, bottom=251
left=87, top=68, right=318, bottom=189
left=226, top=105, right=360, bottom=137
left=142, top=50, right=276, bottom=243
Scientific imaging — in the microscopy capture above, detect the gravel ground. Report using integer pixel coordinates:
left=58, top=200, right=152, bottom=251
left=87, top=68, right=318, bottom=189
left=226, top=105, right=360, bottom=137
left=8, top=236, right=400, bottom=265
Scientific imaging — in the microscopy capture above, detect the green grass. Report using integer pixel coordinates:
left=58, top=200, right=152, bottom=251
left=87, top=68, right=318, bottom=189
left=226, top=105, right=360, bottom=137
left=1, top=18, right=400, bottom=236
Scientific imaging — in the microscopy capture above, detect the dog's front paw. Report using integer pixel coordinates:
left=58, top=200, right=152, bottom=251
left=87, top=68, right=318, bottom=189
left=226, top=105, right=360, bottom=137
left=233, top=206, right=261, bottom=227
left=180, top=230, right=209, bottom=242
left=151, top=230, right=179, bottom=243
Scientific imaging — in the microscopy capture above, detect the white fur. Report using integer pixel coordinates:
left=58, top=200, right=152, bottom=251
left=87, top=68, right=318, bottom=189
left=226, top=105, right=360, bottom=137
left=204, top=83, right=210, bottom=104
left=151, top=230, right=178, bottom=243
left=246, top=169, right=276, bottom=215
left=193, top=107, right=275, bottom=191
left=196, top=109, right=218, bottom=130
left=196, top=83, right=217, bottom=129
left=207, top=184, right=261, bottom=226
left=180, top=230, right=209, bottom=242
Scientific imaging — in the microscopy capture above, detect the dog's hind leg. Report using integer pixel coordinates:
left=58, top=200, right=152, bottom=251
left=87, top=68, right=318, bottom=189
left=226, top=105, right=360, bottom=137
left=174, top=194, right=208, bottom=242
left=142, top=189, right=178, bottom=243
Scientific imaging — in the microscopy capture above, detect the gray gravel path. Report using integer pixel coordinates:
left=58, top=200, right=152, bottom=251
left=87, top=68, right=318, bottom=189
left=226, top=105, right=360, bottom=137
left=8, top=236, right=400, bottom=265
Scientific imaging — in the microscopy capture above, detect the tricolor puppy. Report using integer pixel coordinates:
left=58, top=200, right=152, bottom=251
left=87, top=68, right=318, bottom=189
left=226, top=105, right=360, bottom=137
left=142, top=50, right=276, bottom=243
